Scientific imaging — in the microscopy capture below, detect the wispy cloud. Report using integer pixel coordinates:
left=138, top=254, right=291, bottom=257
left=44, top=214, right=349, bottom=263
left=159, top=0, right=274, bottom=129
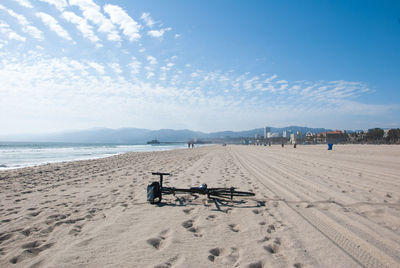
left=87, top=61, right=104, bottom=74
left=264, top=74, right=277, bottom=83
left=146, top=72, right=155, bottom=79
left=147, top=55, right=157, bottom=65
left=13, top=0, right=33, bottom=8
left=109, top=62, right=122, bottom=74
left=148, top=27, right=171, bottom=38
left=38, top=0, right=68, bottom=11
left=128, top=56, right=141, bottom=75
left=62, top=11, right=100, bottom=45
left=103, top=4, right=141, bottom=42
left=69, top=0, right=120, bottom=42
left=0, top=4, right=43, bottom=40
left=0, top=51, right=393, bottom=133
left=0, top=20, right=26, bottom=41
left=141, top=12, right=155, bottom=27
left=36, top=12, right=72, bottom=41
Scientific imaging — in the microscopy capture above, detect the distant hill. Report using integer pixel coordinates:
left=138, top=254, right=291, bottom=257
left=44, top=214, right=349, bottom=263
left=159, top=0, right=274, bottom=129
left=0, top=126, right=332, bottom=144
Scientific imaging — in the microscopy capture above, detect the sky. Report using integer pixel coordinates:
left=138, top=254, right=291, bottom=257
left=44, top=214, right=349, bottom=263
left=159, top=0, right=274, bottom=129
left=0, top=0, right=399, bottom=135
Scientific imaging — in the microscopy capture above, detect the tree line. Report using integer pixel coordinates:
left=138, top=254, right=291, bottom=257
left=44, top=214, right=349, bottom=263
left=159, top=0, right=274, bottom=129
left=347, top=128, right=400, bottom=144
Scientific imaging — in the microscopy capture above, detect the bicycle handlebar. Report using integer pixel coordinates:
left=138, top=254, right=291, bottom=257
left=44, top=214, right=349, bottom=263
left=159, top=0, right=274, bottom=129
left=152, top=172, right=171, bottom=176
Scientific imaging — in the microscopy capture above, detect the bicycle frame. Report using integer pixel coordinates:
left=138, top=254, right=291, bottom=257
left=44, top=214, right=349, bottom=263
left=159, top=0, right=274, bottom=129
left=147, top=172, right=255, bottom=204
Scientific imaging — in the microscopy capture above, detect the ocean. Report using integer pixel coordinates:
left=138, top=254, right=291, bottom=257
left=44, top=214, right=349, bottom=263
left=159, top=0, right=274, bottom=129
left=0, top=142, right=189, bottom=170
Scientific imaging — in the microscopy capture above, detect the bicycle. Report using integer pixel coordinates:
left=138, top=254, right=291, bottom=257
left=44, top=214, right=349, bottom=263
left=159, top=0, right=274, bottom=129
left=147, top=172, right=255, bottom=204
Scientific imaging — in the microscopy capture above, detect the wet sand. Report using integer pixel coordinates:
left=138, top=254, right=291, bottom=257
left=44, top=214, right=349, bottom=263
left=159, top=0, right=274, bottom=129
left=0, top=145, right=399, bottom=267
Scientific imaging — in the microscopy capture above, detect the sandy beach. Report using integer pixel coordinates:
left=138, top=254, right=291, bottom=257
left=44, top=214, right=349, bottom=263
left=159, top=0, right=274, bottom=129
left=0, top=145, right=399, bottom=268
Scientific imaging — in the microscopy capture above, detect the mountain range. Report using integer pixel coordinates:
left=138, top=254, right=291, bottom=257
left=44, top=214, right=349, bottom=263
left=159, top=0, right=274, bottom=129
left=1, top=126, right=333, bottom=144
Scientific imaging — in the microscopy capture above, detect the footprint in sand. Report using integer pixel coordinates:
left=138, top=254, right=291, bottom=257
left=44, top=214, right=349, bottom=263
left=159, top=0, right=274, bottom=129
left=228, top=224, right=240, bottom=233
left=0, top=233, right=13, bottom=243
left=146, top=229, right=171, bottom=250
left=182, top=208, right=194, bottom=215
left=266, top=224, right=276, bottom=234
left=208, top=248, right=222, bottom=261
left=246, top=260, right=264, bottom=268
left=39, top=226, right=54, bottom=235
left=154, top=254, right=183, bottom=268
left=257, top=236, right=270, bottom=243
left=10, top=241, right=54, bottom=264
left=263, top=237, right=281, bottom=254
left=305, top=203, right=314, bottom=208
left=263, top=244, right=279, bottom=254
left=20, top=227, right=37, bottom=237
left=28, top=211, right=41, bottom=217
left=21, top=240, right=46, bottom=249
left=146, top=237, right=164, bottom=250
left=206, top=214, right=217, bottom=221
left=208, top=247, right=240, bottom=265
left=68, top=225, right=82, bottom=236
left=182, top=219, right=202, bottom=237
left=252, top=209, right=260, bottom=214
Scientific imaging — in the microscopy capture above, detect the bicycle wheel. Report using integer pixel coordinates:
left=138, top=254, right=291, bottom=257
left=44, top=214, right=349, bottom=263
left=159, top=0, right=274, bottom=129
left=208, top=188, right=255, bottom=199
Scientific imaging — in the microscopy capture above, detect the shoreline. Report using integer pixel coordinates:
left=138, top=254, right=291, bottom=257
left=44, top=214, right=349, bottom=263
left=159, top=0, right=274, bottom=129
left=0, top=143, right=194, bottom=171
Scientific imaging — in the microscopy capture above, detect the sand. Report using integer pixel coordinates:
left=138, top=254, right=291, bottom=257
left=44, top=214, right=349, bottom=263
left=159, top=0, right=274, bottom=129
left=0, top=144, right=399, bottom=268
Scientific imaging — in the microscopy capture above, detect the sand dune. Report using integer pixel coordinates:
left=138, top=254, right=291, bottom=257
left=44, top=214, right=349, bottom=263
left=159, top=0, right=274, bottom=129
left=0, top=145, right=399, bottom=267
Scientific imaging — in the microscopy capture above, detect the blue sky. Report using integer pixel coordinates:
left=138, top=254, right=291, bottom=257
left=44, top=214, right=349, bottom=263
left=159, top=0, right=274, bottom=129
left=0, top=0, right=399, bottom=135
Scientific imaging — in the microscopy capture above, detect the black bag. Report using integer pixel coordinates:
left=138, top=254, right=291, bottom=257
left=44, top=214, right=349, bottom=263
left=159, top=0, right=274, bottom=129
left=147, top=181, right=161, bottom=203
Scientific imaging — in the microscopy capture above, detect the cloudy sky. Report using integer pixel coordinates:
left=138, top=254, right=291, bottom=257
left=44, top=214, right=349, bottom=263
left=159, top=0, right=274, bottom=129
left=0, top=0, right=399, bottom=135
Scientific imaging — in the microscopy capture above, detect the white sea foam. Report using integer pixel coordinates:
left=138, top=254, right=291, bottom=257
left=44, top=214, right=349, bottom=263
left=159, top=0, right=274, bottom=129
left=0, top=142, right=189, bottom=170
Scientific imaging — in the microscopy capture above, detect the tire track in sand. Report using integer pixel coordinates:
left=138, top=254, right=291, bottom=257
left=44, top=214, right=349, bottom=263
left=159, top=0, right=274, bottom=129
left=245, top=148, right=400, bottom=263
left=233, top=148, right=398, bottom=268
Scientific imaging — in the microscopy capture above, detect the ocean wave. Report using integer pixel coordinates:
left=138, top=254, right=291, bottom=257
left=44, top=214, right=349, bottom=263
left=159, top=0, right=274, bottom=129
left=0, top=143, right=188, bottom=170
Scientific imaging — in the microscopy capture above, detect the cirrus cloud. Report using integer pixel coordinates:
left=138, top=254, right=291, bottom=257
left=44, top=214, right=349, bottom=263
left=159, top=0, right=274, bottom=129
left=0, top=4, right=43, bottom=40
left=36, top=12, right=72, bottom=41
left=38, top=0, right=68, bottom=11
left=103, top=4, right=141, bottom=42
left=13, top=0, right=33, bottom=8
left=62, top=11, right=100, bottom=45
left=0, top=20, right=26, bottom=41
left=69, top=0, right=121, bottom=42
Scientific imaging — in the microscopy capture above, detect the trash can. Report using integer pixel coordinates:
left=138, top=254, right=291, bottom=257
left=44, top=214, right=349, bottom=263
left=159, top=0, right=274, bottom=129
left=328, top=144, right=333, bottom=150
